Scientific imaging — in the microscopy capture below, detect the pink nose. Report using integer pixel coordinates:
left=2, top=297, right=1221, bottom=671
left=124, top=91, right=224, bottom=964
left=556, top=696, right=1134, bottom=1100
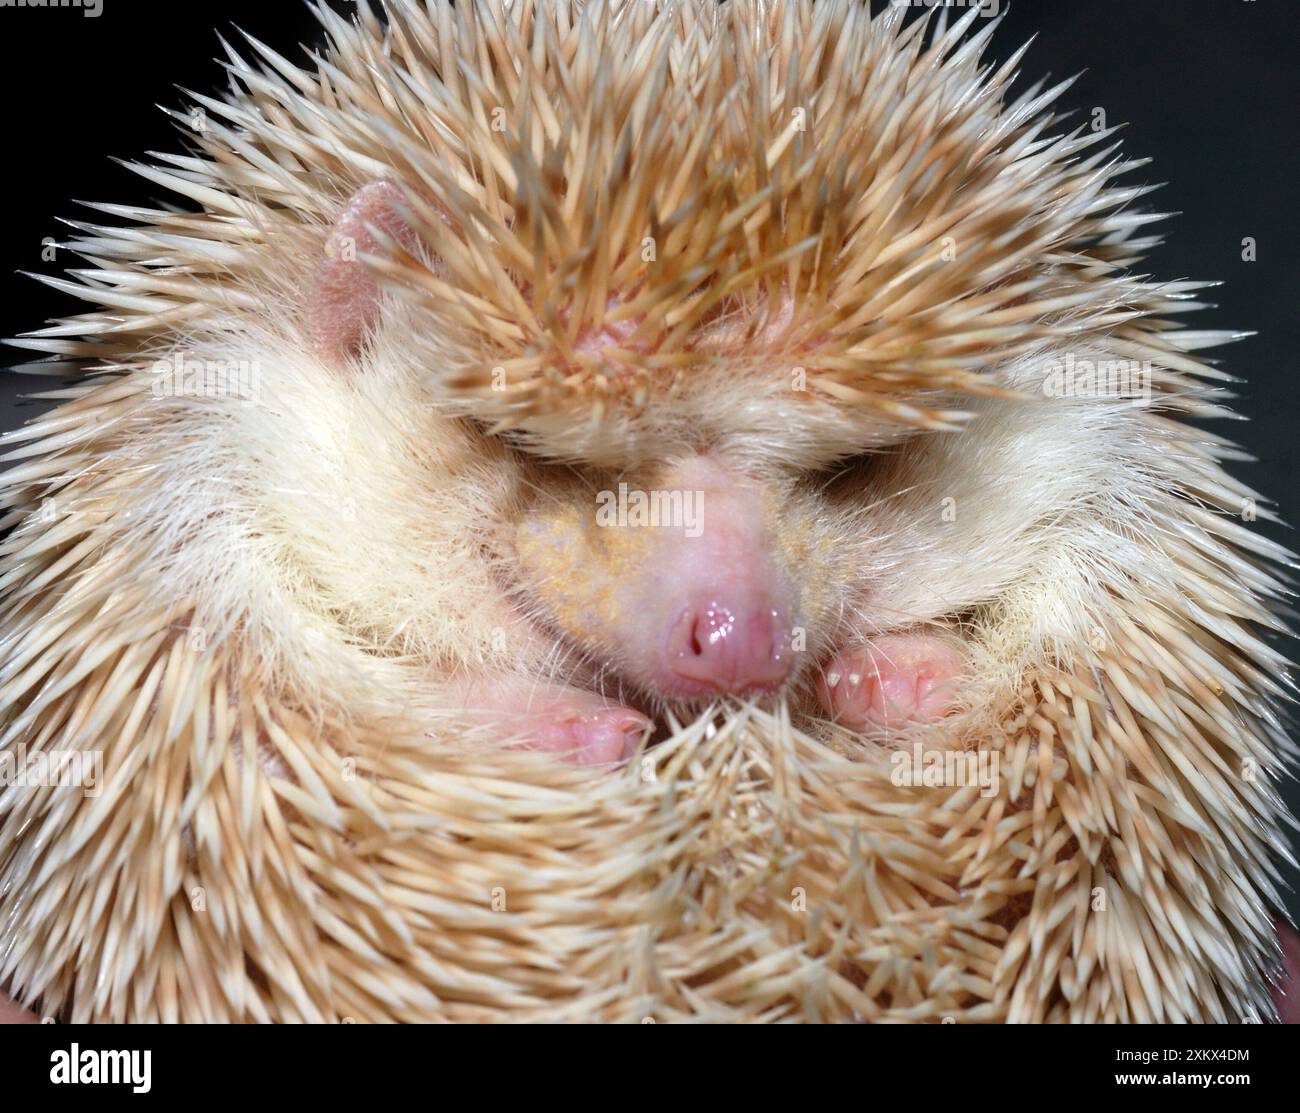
left=664, top=602, right=791, bottom=696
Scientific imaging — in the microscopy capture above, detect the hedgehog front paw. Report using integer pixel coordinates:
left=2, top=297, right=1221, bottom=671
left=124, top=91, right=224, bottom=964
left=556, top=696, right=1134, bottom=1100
left=817, top=632, right=966, bottom=733
left=453, top=677, right=651, bottom=765
left=510, top=700, right=652, bottom=765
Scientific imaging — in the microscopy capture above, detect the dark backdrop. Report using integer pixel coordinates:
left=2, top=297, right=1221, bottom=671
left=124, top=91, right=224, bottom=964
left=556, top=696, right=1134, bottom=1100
left=1, top=1, right=1297, bottom=918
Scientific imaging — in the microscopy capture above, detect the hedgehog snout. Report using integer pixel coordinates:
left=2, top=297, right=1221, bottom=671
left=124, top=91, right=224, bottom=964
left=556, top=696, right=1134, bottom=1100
left=632, top=455, right=797, bottom=699
left=515, top=454, right=802, bottom=701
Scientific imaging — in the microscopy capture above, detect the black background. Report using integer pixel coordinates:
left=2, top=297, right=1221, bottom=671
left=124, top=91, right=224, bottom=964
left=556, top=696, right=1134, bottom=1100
left=2, top=1020, right=1292, bottom=1092
left=0, top=0, right=1297, bottom=922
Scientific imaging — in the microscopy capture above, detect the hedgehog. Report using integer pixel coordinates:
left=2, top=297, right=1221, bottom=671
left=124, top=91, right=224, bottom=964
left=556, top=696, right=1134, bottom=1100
left=0, top=0, right=1295, bottom=1024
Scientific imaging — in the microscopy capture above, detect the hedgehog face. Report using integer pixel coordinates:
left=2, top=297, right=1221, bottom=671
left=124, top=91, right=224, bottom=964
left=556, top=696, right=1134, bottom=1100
left=496, top=355, right=1112, bottom=716
left=303, top=174, right=1021, bottom=715
left=307, top=180, right=1009, bottom=710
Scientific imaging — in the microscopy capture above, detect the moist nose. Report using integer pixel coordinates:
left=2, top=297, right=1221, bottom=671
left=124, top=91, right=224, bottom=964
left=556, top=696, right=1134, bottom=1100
left=665, top=601, right=791, bottom=694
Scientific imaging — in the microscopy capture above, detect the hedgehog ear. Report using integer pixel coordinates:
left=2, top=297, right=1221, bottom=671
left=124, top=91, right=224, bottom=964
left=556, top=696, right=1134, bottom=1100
left=307, top=180, right=426, bottom=367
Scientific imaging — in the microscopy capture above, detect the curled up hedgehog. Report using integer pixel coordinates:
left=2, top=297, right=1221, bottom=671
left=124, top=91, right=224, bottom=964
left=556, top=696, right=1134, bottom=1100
left=0, top=0, right=1296, bottom=1023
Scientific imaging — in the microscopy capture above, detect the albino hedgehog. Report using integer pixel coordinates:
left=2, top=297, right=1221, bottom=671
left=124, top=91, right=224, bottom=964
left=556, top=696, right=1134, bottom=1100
left=0, top=0, right=1295, bottom=1023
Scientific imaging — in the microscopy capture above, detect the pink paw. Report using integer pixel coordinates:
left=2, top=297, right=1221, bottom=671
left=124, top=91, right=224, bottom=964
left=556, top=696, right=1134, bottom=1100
left=453, top=677, right=651, bottom=766
left=513, top=701, right=651, bottom=766
left=818, top=633, right=966, bottom=733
